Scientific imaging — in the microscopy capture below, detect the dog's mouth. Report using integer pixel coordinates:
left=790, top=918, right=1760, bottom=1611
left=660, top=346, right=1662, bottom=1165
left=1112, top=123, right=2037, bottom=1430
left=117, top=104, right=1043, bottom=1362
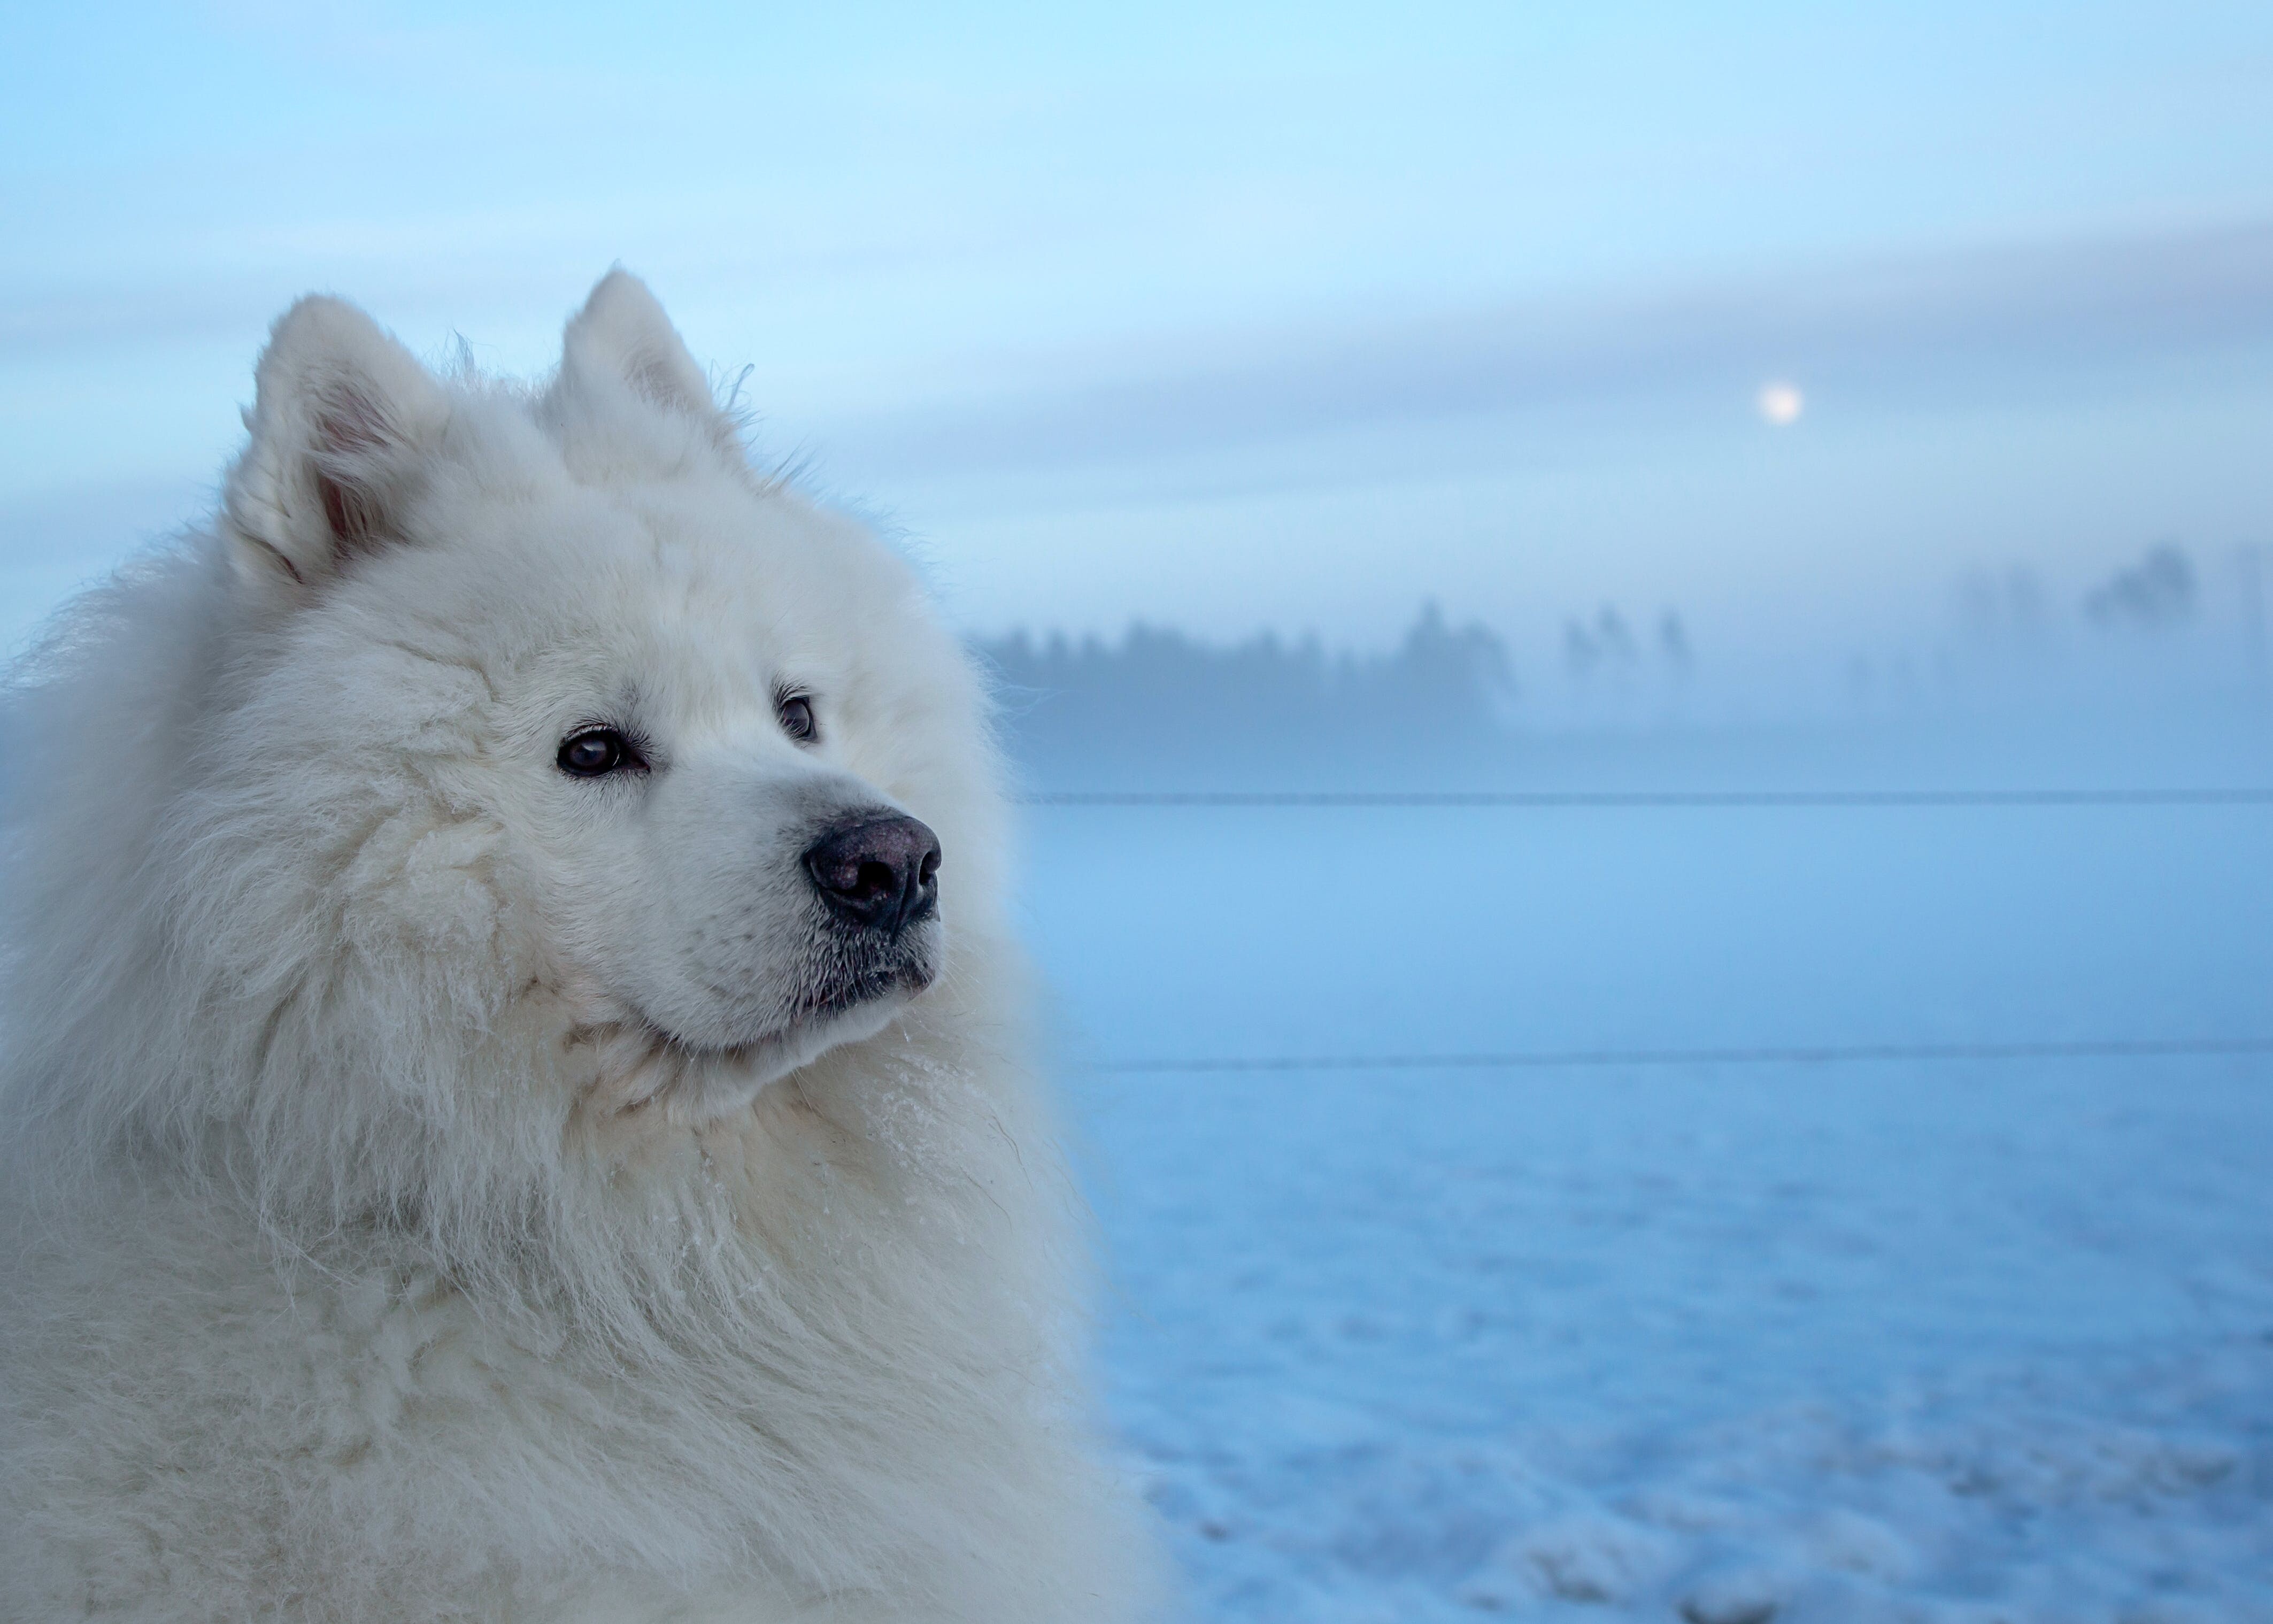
left=639, top=959, right=936, bottom=1065
left=797, top=957, right=937, bottom=1024
left=574, top=942, right=939, bottom=1121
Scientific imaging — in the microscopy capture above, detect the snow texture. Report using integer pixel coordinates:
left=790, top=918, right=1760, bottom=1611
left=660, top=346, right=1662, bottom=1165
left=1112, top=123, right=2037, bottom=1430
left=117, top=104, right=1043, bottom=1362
left=1017, top=712, right=2273, bottom=1621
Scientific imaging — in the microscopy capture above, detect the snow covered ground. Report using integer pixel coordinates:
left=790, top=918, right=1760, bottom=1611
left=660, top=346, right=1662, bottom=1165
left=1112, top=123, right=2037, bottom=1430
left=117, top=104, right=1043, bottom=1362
left=1015, top=712, right=2273, bottom=1621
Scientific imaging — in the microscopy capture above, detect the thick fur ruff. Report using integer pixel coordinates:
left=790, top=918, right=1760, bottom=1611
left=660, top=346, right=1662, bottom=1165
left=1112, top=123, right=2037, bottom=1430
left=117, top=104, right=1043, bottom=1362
left=0, top=274, right=1157, bottom=1622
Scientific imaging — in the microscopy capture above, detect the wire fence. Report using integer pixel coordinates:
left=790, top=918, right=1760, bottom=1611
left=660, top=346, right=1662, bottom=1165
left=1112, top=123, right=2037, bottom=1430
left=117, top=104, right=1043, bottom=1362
left=1021, top=788, right=2273, bottom=807
left=1095, top=1037, right=2273, bottom=1075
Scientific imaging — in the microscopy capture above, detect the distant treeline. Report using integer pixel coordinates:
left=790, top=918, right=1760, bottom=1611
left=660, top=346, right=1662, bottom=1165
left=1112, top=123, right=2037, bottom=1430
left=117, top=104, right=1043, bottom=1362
left=975, top=604, right=1513, bottom=771
left=973, top=543, right=2259, bottom=775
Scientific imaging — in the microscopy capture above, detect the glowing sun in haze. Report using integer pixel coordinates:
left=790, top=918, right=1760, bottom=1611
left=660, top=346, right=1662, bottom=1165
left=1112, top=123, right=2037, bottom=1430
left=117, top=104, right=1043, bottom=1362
left=1757, top=381, right=1805, bottom=425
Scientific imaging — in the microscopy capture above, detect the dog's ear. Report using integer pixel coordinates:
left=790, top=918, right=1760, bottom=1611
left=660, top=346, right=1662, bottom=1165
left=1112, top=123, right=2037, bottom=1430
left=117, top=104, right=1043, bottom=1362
left=556, top=270, right=736, bottom=448
left=224, top=296, right=448, bottom=601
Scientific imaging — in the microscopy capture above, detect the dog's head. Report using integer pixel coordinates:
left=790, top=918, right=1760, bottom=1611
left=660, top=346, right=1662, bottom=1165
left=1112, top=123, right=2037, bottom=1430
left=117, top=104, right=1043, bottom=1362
left=141, top=273, right=1006, bottom=1154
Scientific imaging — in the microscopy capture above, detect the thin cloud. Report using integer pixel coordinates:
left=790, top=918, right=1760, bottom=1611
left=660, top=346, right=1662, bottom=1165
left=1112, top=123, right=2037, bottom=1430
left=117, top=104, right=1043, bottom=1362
left=821, top=217, right=2273, bottom=482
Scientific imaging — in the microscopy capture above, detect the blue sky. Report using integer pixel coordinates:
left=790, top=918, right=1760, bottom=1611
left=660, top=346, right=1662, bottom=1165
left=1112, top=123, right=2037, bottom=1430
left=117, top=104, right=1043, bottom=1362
left=4, top=1, right=2270, bottom=671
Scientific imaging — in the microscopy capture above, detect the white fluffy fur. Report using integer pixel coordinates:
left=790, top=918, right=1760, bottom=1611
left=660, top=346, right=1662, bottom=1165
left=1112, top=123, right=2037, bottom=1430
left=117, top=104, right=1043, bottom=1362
left=0, top=274, right=1158, bottom=1622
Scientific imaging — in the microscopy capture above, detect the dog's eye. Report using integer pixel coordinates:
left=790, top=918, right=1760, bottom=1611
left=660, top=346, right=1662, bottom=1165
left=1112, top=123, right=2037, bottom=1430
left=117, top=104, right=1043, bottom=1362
left=558, top=727, right=636, bottom=778
left=777, top=694, right=817, bottom=743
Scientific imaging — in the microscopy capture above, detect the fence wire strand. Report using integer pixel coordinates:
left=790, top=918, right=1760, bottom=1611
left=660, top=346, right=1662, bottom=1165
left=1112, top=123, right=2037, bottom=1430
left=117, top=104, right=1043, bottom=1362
left=1022, top=789, right=2273, bottom=808
left=1096, top=1037, right=2273, bottom=1075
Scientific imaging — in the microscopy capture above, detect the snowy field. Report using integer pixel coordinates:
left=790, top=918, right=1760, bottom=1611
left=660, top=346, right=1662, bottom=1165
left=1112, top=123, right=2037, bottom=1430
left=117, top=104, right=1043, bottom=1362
left=1015, top=713, right=2273, bottom=1621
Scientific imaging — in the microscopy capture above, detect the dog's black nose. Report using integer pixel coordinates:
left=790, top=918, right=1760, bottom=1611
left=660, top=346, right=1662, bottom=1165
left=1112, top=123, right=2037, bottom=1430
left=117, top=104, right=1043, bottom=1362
left=802, top=814, right=942, bottom=935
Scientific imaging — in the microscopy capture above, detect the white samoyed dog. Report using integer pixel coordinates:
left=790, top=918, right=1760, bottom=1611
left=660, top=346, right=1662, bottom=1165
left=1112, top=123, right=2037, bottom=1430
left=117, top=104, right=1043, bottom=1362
left=0, top=274, right=1158, bottom=1622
